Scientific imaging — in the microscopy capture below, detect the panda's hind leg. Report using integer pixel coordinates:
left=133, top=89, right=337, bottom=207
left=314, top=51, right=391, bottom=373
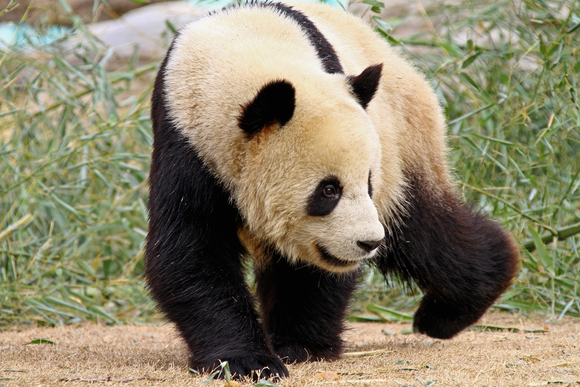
left=255, top=254, right=358, bottom=364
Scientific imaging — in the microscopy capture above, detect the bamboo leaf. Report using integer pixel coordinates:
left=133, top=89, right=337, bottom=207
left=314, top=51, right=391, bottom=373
left=28, top=338, right=55, bottom=345
left=366, top=304, right=413, bottom=322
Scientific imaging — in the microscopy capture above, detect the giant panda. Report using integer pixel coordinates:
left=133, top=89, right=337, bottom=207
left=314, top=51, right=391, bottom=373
left=146, top=0, right=520, bottom=380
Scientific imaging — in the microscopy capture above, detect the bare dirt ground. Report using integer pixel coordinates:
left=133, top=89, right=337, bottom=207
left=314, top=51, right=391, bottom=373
left=1, top=312, right=578, bottom=387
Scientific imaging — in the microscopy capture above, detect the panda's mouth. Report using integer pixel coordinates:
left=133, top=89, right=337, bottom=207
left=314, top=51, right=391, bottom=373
left=315, top=244, right=359, bottom=268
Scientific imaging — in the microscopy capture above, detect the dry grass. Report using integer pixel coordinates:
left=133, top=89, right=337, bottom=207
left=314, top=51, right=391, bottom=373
left=1, top=312, right=578, bottom=386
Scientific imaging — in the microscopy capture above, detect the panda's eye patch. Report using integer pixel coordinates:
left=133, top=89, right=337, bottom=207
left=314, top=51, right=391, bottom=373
left=307, top=177, right=342, bottom=217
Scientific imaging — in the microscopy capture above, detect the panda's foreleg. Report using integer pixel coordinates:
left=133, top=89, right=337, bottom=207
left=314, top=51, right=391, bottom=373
left=374, top=173, right=519, bottom=339
left=255, top=255, right=358, bottom=363
left=146, top=135, right=288, bottom=380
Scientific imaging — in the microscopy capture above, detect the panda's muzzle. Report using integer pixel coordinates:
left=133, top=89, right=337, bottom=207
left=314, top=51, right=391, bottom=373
left=316, top=244, right=355, bottom=268
left=315, top=244, right=373, bottom=269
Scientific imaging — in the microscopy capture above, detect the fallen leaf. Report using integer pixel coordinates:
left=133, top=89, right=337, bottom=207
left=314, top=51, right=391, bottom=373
left=314, top=371, right=340, bottom=381
left=28, top=338, right=55, bottom=345
left=344, top=349, right=393, bottom=357
left=469, top=325, right=520, bottom=333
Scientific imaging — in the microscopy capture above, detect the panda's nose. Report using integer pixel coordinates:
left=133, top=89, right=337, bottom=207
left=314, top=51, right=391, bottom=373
left=357, top=239, right=383, bottom=253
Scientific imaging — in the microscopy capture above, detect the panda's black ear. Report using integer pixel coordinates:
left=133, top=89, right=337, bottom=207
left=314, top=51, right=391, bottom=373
left=238, top=80, right=296, bottom=134
left=348, top=64, right=383, bottom=109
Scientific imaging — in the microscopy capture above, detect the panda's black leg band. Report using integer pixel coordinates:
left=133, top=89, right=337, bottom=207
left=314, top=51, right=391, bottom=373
left=255, top=255, right=358, bottom=363
left=146, top=156, right=287, bottom=378
left=147, top=79, right=287, bottom=379
left=374, top=173, right=519, bottom=339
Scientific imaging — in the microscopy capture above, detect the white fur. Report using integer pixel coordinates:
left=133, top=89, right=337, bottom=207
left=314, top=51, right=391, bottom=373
left=164, top=2, right=451, bottom=273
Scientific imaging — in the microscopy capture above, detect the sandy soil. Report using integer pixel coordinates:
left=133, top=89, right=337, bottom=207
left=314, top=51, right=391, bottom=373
left=0, top=312, right=578, bottom=386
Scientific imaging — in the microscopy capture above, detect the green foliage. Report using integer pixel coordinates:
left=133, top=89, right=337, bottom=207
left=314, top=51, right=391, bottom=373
left=0, top=6, right=160, bottom=326
left=199, top=361, right=231, bottom=384
left=1, top=0, right=579, bottom=327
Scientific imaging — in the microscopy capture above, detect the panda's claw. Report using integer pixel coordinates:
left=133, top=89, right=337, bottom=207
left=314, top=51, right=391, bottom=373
left=190, top=353, right=289, bottom=381
left=227, top=354, right=289, bottom=381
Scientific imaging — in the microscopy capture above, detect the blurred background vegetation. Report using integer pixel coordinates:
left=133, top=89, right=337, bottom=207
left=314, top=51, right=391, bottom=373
left=0, top=0, right=579, bottom=328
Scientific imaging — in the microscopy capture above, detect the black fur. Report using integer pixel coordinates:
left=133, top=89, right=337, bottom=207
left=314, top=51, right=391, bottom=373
left=238, top=80, right=296, bottom=134
left=147, top=41, right=288, bottom=380
left=373, top=172, right=520, bottom=339
left=306, top=176, right=342, bottom=217
left=255, top=253, right=358, bottom=363
left=265, top=2, right=344, bottom=74
left=348, top=64, right=383, bottom=109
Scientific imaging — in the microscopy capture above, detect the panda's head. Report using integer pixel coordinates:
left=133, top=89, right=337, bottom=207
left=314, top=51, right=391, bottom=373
left=234, top=64, right=394, bottom=273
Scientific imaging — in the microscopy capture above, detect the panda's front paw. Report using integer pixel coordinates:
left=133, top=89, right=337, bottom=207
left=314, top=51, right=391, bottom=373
left=275, top=341, right=341, bottom=364
left=227, top=354, right=289, bottom=380
left=413, top=295, right=482, bottom=339
left=190, top=353, right=289, bottom=381
left=275, top=342, right=311, bottom=363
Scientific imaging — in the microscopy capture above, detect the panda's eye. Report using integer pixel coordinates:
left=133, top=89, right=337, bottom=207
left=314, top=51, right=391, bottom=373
left=323, top=185, right=338, bottom=198
left=307, top=177, right=342, bottom=217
